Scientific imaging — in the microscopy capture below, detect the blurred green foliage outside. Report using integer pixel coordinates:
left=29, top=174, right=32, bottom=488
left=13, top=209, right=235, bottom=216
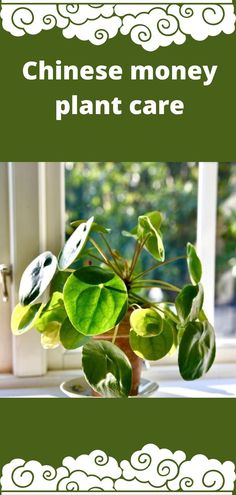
left=65, top=162, right=236, bottom=302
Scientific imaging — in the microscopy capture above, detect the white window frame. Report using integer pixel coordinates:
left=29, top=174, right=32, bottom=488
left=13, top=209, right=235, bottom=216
left=197, top=162, right=218, bottom=325
left=0, top=161, right=235, bottom=378
left=5, top=162, right=65, bottom=376
left=0, top=163, right=12, bottom=372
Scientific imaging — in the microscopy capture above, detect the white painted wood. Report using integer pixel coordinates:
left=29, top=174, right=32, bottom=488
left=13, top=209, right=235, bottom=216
left=197, top=163, right=218, bottom=324
left=0, top=163, right=12, bottom=372
left=8, top=163, right=47, bottom=376
left=39, top=163, right=65, bottom=255
left=39, top=163, right=66, bottom=371
left=0, top=367, right=236, bottom=398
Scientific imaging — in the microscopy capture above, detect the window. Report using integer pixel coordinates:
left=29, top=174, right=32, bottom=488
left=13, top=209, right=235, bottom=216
left=0, top=163, right=65, bottom=376
left=215, top=163, right=236, bottom=340
left=65, top=162, right=198, bottom=300
left=59, top=162, right=235, bottom=369
left=0, top=162, right=235, bottom=378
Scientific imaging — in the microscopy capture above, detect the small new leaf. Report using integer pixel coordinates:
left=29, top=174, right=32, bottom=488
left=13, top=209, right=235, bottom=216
left=137, top=212, right=165, bottom=261
left=187, top=243, right=202, bottom=285
left=41, top=322, right=61, bottom=349
left=122, top=211, right=165, bottom=261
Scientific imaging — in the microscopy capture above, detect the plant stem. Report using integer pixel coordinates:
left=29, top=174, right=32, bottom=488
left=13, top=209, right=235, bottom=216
left=100, top=233, right=123, bottom=275
left=90, top=238, right=121, bottom=277
left=131, top=255, right=186, bottom=282
left=129, top=234, right=150, bottom=278
left=132, top=278, right=181, bottom=288
left=199, top=309, right=208, bottom=321
left=154, top=305, right=179, bottom=324
left=131, top=284, right=180, bottom=293
left=90, top=238, right=109, bottom=262
left=129, top=292, right=153, bottom=307
left=131, top=279, right=181, bottom=292
left=130, top=292, right=179, bottom=324
left=87, top=253, right=108, bottom=265
left=129, top=240, right=141, bottom=276
left=112, top=324, right=120, bottom=345
left=41, top=304, right=63, bottom=313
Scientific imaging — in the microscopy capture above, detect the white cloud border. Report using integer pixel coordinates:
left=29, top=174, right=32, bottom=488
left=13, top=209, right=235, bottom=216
left=0, top=2, right=235, bottom=51
left=1, top=443, right=235, bottom=493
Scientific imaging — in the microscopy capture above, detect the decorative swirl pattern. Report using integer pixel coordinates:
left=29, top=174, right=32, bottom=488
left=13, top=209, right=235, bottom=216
left=203, top=469, right=225, bottom=490
left=157, top=459, right=180, bottom=481
left=0, top=444, right=235, bottom=493
left=93, top=452, right=109, bottom=466
left=179, top=476, right=195, bottom=489
left=202, top=5, right=225, bottom=25
left=42, top=14, right=57, bottom=27
left=0, top=2, right=235, bottom=50
left=11, top=7, right=34, bottom=29
left=11, top=465, right=35, bottom=488
left=179, top=5, right=194, bottom=19
left=3, top=460, right=68, bottom=491
left=65, top=480, right=80, bottom=491
left=133, top=452, right=153, bottom=471
left=157, top=15, right=179, bottom=36
left=42, top=467, right=58, bottom=481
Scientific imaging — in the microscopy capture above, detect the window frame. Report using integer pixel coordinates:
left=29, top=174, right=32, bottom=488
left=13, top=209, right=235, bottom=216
left=1, top=161, right=235, bottom=377
left=0, top=163, right=12, bottom=372
left=197, top=162, right=218, bottom=325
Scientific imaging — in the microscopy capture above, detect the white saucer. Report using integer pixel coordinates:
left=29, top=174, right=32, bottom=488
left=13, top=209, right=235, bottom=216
left=60, top=376, right=158, bottom=398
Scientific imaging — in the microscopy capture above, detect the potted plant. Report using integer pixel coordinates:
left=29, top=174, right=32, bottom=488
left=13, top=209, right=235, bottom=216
left=11, top=212, right=216, bottom=397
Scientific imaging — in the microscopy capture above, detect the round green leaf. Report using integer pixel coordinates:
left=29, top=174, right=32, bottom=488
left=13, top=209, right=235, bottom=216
left=178, top=320, right=216, bottom=380
left=82, top=340, right=132, bottom=397
left=187, top=243, right=202, bottom=285
left=19, top=251, right=57, bottom=306
left=34, top=292, right=66, bottom=332
left=130, top=308, right=163, bottom=337
left=129, top=320, right=173, bottom=360
left=41, top=322, right=61, bottom=349
left=64, top=266, right=128, bottom=336
left=60, top=318, right=90, bottom=350
left=11, top=303, right=43, bottom=335
left=175, top=284, right=204, bottom=324
left=58, top=216, right=94, bottom=270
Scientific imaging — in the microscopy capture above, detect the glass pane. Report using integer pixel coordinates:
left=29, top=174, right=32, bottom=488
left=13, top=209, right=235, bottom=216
left=65, top=162, right=198, bottom=304
left=215, top=163, right=236, bottom=339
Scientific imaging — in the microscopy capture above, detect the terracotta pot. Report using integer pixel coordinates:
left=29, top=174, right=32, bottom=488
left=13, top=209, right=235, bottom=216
left=92, top=311, right=142, bottom=397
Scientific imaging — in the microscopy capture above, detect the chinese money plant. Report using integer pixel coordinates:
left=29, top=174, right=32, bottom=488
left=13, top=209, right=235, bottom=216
left=11, top=212, right=216, bottom=397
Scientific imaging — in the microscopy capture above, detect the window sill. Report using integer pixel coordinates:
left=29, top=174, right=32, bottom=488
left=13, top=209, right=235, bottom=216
left=0, top=364, right=235, bottom=398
